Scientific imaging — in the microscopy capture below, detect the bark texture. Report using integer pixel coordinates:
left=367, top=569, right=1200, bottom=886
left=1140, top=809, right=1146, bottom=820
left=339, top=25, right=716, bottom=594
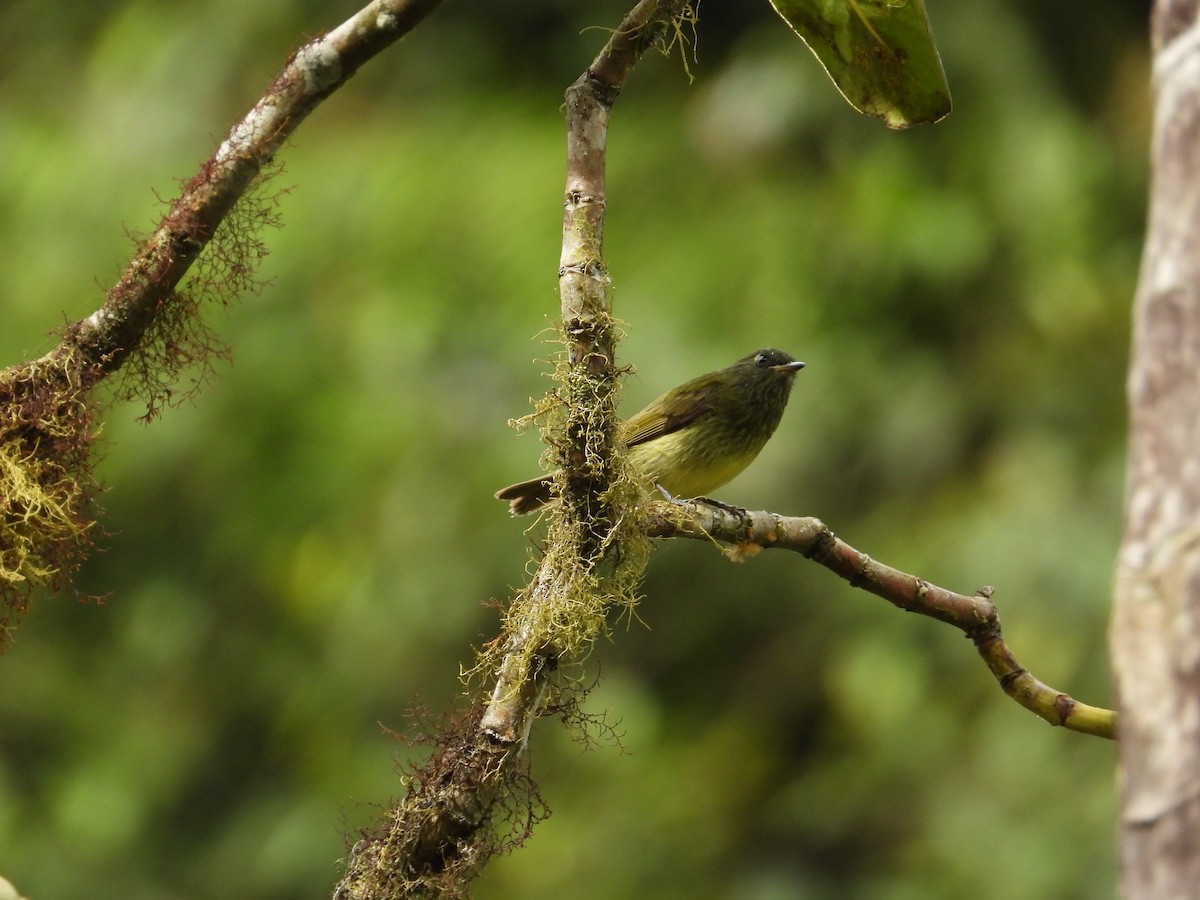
left=1113, top=3, right=1200, bottom=894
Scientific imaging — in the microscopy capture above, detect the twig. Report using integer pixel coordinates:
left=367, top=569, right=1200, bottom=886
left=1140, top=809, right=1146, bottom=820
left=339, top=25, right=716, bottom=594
left=648, top=503, right=1117, bottom=740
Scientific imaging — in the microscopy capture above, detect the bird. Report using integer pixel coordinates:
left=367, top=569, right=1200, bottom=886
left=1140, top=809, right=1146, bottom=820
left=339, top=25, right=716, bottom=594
left=495, top=348, right=805, bottom=515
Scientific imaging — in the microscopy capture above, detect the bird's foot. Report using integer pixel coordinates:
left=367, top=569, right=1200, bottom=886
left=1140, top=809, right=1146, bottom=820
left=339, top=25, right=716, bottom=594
left=695, top=495, right=752, bottom=528
left=655, top=483, right=683, bottom=505
left=655, top=485, right=751, bottom=528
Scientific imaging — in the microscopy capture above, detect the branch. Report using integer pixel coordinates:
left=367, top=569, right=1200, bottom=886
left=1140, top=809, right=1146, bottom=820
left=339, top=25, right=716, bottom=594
left=480, top=0, right=689, bottom=747
left=1, top=0, right=444, bottom=646
left=337, top=3, right=690, bottom=894
left=46, top=0, right=443, bottom=378
left=649, top=503, right=1117, bottom=740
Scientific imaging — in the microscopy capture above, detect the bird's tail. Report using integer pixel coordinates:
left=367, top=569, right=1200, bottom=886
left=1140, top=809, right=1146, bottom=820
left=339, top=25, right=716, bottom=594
left=494, top=475, right=554, bottom=515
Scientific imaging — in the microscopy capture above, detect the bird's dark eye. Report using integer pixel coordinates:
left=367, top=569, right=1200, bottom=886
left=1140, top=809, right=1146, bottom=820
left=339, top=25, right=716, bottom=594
left=755, top=352, right=769, bottom=367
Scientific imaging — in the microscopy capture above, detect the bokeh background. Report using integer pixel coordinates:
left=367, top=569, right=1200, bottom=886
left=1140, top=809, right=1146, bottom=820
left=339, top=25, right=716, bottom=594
left=0, top=1, right=1147, bottom=897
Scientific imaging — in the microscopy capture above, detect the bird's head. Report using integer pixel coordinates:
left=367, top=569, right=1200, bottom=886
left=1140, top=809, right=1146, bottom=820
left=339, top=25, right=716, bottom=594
left=745, top=348, right=805, bottom=378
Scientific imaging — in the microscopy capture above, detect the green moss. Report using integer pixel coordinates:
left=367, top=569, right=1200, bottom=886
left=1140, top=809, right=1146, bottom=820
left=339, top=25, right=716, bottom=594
left=473, top=320, right=655, bottom=722
left=0, top=353, right=100, bottom=646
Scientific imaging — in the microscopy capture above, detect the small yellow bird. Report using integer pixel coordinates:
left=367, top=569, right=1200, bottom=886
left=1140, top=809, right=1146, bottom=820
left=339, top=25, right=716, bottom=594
left=496, top=348, right=805, bottom=515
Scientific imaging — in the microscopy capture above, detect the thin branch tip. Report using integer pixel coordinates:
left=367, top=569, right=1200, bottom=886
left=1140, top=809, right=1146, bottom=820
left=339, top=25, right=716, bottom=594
left=654, top=501, right=1116, bottom=740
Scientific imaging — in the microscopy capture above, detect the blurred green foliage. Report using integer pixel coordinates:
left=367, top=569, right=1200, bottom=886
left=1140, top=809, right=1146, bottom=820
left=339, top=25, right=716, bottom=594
left=0, top=0, right=1145, bottom=897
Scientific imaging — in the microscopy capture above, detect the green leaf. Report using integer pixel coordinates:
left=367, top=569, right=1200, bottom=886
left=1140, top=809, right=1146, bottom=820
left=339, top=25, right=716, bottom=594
left=768, top=0, right=952, bottom=129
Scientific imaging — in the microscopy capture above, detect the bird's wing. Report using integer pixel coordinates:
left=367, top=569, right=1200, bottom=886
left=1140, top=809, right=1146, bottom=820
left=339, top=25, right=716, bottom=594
left=621, top=383, right=713, bottom=448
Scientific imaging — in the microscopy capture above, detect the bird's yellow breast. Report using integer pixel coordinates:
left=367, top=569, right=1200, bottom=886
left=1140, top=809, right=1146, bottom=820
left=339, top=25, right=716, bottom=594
left=625, top=427, right=761, bottom=499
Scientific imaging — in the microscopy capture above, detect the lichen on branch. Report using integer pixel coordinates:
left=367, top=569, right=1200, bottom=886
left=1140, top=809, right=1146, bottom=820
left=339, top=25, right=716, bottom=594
left=111, top=164, right=287, bottom=422
left=480, top=0, right=693, bottom=748
left=0, top=0, right=446, bottom=647
left=0, top=352, right=102, bottom=646
left=0, top=164, right=285, bottom=647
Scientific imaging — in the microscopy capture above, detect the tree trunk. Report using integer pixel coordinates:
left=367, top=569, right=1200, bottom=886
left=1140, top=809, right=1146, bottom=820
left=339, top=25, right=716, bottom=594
left=1113, top=3, right=1200, bottom=895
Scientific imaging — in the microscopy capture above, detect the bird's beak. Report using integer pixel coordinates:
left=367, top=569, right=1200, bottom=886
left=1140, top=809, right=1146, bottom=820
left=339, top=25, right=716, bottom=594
left=772, top=361, right=806, bottom=373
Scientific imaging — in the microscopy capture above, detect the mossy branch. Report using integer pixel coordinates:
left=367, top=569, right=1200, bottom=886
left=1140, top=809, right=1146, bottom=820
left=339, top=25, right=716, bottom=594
left=480, top=0, right=692, bottom=747
left=54, top=0, right=444, bottom=384
left=0, top=0, right=443, bottom=644
left=336, top=3, right=692, bottom=896
left=648, top=503, right=1117, bottom=740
